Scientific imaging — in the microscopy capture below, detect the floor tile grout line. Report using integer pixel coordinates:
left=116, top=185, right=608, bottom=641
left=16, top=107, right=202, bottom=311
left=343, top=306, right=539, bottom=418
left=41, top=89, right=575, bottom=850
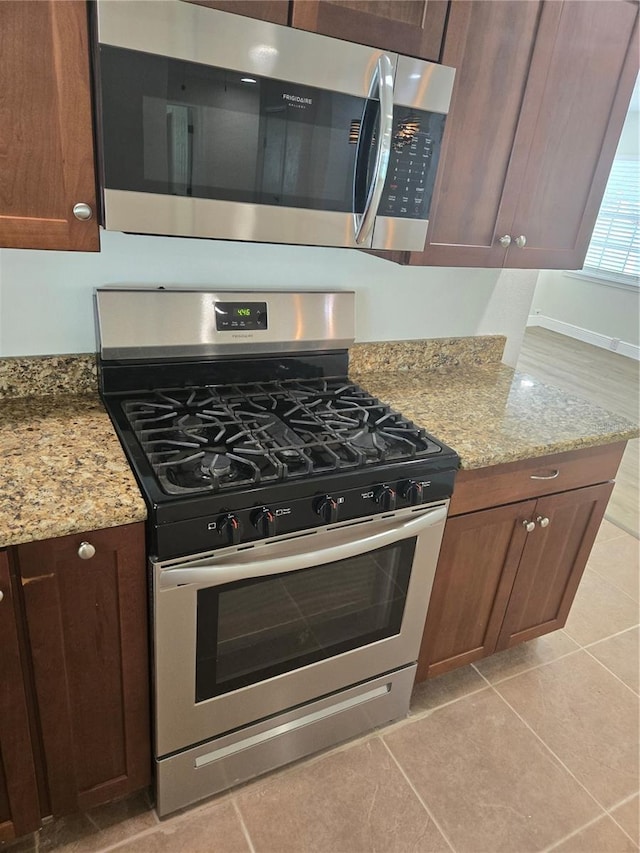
left=581, top=645, right=640, bottom=697
left=541, top=812, right=616, bottom=852
left=471, top=647, right=584, bottom=687
left=379, top=736, right=457, bottom=853
left=586, top=562, right=640, bottom=604
left=488, top=684, right=612, bottom=817
left=583, top=623, right=640, bottom=648
left=233, top=799, right=257, bottom=853
left=606, top=812, right=640, bottom=849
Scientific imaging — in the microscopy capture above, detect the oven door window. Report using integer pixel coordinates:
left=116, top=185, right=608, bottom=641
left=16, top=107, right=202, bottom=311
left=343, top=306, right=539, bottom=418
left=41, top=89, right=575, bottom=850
left=99, top=45, right=373, bottom=214
left=195, top=539, right=415, bottom=702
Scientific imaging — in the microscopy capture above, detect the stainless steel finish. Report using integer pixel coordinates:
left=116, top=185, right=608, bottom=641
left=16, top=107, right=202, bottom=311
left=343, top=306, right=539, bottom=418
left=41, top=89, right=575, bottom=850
left=530, top=470, right=560, bottom=480
left=97, top=1, right=395, bottom=99
left=355, top=54, right=394, bottom=245
left=103, top=189, right=372, bottom=250
left=95, top=289, right=355, bottom=360
left=72, top=203, right=93, bottom=221
left=159, top=503, right=447, bottom=590
left=371, top=215, right=430, bottom=251
left=515, top=235, right=527, bottom=248
left=537, top=516, right=550, bottom=528
left=394, top=55, right=456, bottom=113
left=153, top=501, right=448, bottom=756
left=156, top=664, right=415, bottom=816
left=77, top=541, right=96, bottom=559
left=498, top=234, right=512, bottom=248
left=523, top=520, right=536, bottom=533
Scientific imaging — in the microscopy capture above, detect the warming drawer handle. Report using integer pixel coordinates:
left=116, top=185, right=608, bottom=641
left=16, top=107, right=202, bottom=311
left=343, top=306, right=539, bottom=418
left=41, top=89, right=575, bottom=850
left=530, top=469, right=560, bottom=480
left=354, top=54, right=395, bottom=245
left=158, top=504, right=448, bottom=590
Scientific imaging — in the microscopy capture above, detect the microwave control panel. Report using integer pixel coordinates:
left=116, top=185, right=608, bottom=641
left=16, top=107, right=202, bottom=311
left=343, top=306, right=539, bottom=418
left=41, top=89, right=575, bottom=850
left=380, top=109, right=446, bottom=220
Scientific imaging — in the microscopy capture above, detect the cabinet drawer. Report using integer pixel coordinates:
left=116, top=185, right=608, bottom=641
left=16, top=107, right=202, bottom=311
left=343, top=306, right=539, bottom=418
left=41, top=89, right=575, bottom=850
left=449, top=442, right=625, bottom=516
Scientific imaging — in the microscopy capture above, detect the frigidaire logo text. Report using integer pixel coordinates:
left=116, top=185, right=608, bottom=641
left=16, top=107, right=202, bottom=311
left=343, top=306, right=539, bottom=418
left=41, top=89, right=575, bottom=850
left=282, top=93, right=313, bottom=105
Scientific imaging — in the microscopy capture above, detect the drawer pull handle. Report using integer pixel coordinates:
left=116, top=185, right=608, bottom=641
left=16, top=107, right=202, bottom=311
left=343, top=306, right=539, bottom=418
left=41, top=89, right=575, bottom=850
left=78, top=541, right=96, bottom=560
left=530, top=470, right=559, bottom=480
left=523, top=520, right=536, bottom=533
left=537, top=516, right=550, bottom=528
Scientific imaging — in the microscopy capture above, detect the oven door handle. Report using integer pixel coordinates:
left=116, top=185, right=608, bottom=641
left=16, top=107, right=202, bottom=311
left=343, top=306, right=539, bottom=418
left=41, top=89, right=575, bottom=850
left=158, top=504, right=448, bottom=589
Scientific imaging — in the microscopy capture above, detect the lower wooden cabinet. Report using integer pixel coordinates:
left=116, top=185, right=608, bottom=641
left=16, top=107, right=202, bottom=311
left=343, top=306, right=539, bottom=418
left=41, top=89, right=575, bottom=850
left=0, top=523, right=151, bottom=839
left=417, top=445, right=623, bottom=681
left=0, top=550, right=41, bottom=842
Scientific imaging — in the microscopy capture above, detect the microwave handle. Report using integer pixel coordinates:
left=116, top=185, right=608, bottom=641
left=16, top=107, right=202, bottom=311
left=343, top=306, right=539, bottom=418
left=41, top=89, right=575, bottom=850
left=158, top=504, right=447, bottom=589
left=354, top=54, right=394, bottom=245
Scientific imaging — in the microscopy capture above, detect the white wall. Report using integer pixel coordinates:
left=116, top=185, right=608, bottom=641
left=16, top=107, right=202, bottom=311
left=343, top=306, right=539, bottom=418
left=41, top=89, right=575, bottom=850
left=531, top=271, right=640, bottom=354
left=0, top=232, right=537, bottom=365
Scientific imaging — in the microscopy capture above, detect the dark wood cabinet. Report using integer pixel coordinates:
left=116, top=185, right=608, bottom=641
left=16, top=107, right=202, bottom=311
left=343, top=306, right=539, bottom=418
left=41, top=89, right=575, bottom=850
left=14, top=523, right=151, bottom=817
left=417, top=444, right=624, bottom=681
left=0, top=1, right=99, bottom=251
left=0, top=551, right=41, bottom=842
left=409, top=0, right=639, bottom=269
left=290, top=1, right=448, bottom=61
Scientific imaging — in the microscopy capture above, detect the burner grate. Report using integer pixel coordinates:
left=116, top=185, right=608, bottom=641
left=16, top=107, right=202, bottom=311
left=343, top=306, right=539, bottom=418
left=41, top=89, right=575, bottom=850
left=121, top=380, right=441, bottom=495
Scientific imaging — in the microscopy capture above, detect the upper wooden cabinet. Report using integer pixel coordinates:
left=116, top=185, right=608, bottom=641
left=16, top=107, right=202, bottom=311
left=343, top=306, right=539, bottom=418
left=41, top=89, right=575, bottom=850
left=0, top=1, right=99, bottom=251
left=410, top=0, right=639, bottom=269
left=290, top=1, right=448, bottom=62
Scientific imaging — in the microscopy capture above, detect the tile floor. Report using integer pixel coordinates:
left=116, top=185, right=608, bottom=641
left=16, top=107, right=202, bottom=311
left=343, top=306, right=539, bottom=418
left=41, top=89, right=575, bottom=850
left=6, top=520, right=639, bottom=853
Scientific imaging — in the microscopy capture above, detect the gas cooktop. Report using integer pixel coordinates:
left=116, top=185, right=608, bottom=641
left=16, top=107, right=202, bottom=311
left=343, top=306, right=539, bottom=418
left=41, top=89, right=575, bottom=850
left=121, top=378, right=443, bottom=496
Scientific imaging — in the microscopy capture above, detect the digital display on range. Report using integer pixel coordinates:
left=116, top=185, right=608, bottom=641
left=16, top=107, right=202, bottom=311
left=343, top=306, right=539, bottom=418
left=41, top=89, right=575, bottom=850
left=214, top=302, right=268, bottom=331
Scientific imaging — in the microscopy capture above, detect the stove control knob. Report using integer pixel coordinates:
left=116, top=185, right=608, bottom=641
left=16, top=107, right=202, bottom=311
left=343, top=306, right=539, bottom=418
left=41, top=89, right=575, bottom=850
left=373, top=484, right=396, bottom=511
left=399, top=480, right=424, bottom=505
left=315, top=495, right=338, bottom=524
left=219, top=513, right=241, bottom=545
left=252, top=507, right=276, bottom=538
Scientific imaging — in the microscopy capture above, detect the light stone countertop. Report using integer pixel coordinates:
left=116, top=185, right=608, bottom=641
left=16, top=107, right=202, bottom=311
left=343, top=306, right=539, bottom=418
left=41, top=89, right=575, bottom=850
left=1, top=338, right=637, bottom=548
left=352, top=363, right=639, bottom=469
left=0, top=393, right=147, bottom=548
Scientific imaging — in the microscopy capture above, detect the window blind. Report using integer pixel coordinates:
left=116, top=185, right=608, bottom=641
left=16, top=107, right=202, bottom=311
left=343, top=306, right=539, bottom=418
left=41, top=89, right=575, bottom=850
left=583, top=158, right=639, bottom=282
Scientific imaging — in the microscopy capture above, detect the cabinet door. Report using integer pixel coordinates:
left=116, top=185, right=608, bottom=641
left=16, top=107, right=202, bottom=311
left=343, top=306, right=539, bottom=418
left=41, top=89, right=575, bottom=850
left=0, top=552, right=40, bottom=842
left=181, top=0, right=289, bottom=24
left=0, top=1, right=99, bottom=251
left=503, top=0, right=639, bottom=270
left=290, top=1, right=448, bottom=62
left=16, top=524, right=150, bottom=816
left=416, top=500, right=535, bottom=681
left=410, top=0, right=544, bottom=267
left=496, top=482, right=614, bottom=649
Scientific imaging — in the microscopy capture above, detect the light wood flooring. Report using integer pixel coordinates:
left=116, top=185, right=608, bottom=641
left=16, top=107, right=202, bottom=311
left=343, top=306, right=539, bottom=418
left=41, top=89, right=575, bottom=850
left=517, top=326, right=639, bottom=537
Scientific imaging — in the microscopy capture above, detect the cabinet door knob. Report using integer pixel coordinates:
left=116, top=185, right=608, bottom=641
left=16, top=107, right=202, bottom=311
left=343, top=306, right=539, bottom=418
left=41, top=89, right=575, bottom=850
left=0, top=589, right=4, bottom=603
left=78, top=541, right=96, bottom=559
left=72, top=202, right=93, bottom=221
left=498, top=234, right=511, bottom=248
left=537, top=516, right=550, bottom=528
left=522, top=520, right=536, bottom=533
left=514, top=234, right=527, bottom=248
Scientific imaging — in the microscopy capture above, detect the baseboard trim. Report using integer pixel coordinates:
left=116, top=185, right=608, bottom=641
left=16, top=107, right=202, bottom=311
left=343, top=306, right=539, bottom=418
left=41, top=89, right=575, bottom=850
left=527, top=315, right=640, bottom=361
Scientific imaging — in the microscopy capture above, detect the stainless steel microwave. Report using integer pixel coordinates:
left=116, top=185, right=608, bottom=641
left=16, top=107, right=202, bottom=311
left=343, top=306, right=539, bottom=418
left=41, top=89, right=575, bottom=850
left=93, top=1, right=455, bottom=251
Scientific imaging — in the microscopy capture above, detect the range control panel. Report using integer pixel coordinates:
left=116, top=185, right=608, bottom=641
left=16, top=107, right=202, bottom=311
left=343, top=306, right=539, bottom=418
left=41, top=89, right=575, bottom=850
left=215, top=301, right=268, bottom=331
left=381, top=108, right=446, bottom=220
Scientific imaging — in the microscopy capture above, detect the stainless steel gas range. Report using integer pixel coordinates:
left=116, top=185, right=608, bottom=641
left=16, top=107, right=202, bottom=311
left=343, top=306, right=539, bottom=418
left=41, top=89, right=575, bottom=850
left=95, top=288, right=459, bottom=816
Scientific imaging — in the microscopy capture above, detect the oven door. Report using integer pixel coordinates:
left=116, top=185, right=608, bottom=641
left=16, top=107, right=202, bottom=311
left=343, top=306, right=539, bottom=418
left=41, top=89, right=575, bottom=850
left=153, top=502, right=448, bottom=757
